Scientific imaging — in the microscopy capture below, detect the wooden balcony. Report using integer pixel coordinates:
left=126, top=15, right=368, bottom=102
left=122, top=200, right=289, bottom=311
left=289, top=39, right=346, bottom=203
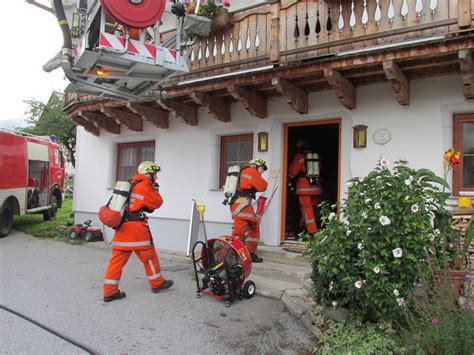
left=65, top=0, right=473, bottom=134
left=165, top=0, right=473, bottom=83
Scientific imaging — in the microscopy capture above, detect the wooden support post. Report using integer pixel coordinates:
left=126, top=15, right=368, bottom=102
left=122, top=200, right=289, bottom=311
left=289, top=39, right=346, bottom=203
left=190, top=92, right=231, bottom=122
left=101, top=107, right=143, bottom=132
left=324, top=68, right=356, bottom=110
left=270, top=2, right=281, bottom=62
left=71, top=114, right=100, bottom=136
left=458, top=0, right=471, bottom=28
left=126, top=102, right=169, bottom=129
left=78, top=111, right=121, bottom=134
left=459, top=49, right=474, bottom=100
left=227, top=85, right=267, bottom=118
left=157, top=100, right=198, bottom=126
left=383, top=61, right=410, bottom=106
left=272, top=77, right=308, bottom=114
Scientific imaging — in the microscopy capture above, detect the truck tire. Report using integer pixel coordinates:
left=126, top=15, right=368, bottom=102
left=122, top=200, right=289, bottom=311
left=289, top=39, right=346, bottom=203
left=43, top=196, right=58, bottom=221
left=0, top=205, right=13, bottom=238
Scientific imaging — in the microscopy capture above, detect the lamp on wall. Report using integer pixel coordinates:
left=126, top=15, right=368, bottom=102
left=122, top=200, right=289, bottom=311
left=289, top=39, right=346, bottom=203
left=258, top=132, right=269, bottom=152
left=353, top=125, right=367, bottom=148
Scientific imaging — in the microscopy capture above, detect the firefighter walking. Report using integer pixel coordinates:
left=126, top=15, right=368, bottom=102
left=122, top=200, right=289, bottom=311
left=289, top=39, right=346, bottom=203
left=289, top=141, right=322, bottom=235
left=103, top=161, right=173, bottom=302
left=230, top=158, right=268, bottom=263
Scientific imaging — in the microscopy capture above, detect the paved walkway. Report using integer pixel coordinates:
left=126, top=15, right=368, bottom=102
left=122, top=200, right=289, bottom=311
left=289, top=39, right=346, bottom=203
left=0, top=231, right=315, bottom=354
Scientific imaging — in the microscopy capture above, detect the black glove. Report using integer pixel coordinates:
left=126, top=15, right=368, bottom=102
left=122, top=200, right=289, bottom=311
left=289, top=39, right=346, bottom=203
left=171, top=2, right=186, bottom=17
left=154, top=182, right=160, bottom=190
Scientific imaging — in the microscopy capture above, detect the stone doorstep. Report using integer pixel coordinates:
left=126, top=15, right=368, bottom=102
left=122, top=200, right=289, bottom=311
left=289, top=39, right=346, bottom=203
left=257, top=245, right=312, bottom=268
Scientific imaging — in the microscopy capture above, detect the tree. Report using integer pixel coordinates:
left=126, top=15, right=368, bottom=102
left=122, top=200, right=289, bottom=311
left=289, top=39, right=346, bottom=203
left=23, top=91, right=77, bottom=167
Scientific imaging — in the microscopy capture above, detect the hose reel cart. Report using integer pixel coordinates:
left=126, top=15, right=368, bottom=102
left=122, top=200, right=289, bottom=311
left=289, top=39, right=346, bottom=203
left=192, top=236, right=256, bottom=307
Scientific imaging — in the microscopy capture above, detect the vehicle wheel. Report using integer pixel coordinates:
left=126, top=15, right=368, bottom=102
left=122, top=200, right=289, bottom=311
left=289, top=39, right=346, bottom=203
left=69, top=231, right=79, bottom=239
left=43, top=196, right=57, bottom=221
left=242, top=280, right=256, bottom=299
left=85, top=232, right=93, bottom=242
left=0, top=205, right=13, bottom=238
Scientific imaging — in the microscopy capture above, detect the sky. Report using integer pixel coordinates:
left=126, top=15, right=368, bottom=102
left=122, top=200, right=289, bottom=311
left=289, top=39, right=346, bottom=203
left=0, top=1, right=68, bottom=121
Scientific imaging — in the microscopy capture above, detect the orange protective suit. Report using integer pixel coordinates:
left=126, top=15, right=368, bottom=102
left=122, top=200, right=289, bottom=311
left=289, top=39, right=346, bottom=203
left=289, top=152, right=322, bottom=234
left=103, top=173, right=165, bottom=298
left=230, top=166, right=268, bottom=253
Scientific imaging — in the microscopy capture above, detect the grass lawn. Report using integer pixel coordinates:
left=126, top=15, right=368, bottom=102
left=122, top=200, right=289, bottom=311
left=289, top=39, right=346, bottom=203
left=13, top=198, right=80, bottom=243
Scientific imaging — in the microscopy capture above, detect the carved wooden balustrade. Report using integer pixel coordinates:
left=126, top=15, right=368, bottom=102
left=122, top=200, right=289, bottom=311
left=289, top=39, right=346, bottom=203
left=165, top=0, right=471, bottom=81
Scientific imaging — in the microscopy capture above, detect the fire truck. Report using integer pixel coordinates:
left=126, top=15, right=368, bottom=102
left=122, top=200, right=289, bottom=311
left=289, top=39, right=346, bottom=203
left=0, top=129, right=66, bottom=237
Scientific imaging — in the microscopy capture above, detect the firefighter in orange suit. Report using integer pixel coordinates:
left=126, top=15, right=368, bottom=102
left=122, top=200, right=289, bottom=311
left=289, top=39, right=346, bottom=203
left=103, top=161, right=173, bottom=302
left=289, top=141, right=322, bottom=235
left=230, top=158, right=268, bottom=263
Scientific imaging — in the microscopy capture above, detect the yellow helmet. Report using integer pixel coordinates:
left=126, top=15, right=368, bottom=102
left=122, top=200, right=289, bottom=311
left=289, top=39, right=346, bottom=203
left=249, top=158, right=267, bottom=171
left=137, top=161, right=161, bottom=175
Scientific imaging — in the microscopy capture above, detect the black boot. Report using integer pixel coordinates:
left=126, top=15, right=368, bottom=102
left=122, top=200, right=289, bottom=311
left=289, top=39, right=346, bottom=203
left=250, top=253, right=263, bottom=263
left=152, top=280, right=174, bottom=293
left=103, top=291, right=126, bottom=302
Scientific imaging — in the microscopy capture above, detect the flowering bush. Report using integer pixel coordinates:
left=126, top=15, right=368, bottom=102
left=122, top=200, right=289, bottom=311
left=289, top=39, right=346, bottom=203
left=184, top=0, right=230, bottom=19
left=305, top=159, right=458, bottom=322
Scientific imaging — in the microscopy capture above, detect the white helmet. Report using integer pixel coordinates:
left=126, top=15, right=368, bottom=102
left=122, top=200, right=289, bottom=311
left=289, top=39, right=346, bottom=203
left=137, top=161, right=161, bottom=175
left=249, top=158, right=267, bottom=171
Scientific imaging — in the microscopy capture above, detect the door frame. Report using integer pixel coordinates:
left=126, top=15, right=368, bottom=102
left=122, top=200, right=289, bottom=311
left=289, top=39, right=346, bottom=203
left=281, top=119, right=342, bottom=242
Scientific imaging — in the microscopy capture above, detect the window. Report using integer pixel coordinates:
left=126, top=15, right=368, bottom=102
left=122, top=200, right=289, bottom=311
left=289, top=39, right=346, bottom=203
left=219, top=134, right=254, bottom=188
left=54, top=148, right=61, bottom=166
left=453, top=114, right=474, bottom=195
left=116, top=141, right=155, bottom=181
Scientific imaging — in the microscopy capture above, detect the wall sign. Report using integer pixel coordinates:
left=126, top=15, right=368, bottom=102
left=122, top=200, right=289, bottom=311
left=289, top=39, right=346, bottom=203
left=373, top=129, right=392, bottom=145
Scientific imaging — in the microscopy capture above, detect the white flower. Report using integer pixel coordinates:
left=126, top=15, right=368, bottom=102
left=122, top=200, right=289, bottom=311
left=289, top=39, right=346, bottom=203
left=380, top=158, right=389, bottom=168
left=374, top=202, right=381, bottom=209
left=434, top=229, right=440, bottom=235
left=397, top=298, right=406, bottom=306
left=358, top=242, right=364, bottom=250
left=332, top=301, right=338, bottom=307
left=404, top=176, right=414, bottom=185
left=362, top=212, right=368, bottom=219
left=329, top=281, right=334, bottom=291
left=367, top=227, right=372, bottom=231
left=373, top=266, right=381, bottom=274
left=328, top=212, right=336, bottom=221
left=379, top=216, right=391, bottom=226
left=354, top=281, right=363, bottom=289
left=411, top=204, right=419, bottom=213
left=428, top=233, right=435, bottom=242
left=341, top=218, right=350, bottom=225
left=392, top=247, right=403, bottom=258
left=347, top=182, right=354, bottom=187
left=393, top=289, right=400, bottom=297
left=404, top=195, right=410, bottom=201
left=365, top=198, right=372, bottom=204
left=346, top=230, right=352, bottom=236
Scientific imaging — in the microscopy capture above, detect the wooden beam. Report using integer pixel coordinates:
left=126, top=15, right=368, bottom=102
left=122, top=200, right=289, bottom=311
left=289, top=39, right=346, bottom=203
left=227, top=85, right=267, bottom=118
left=71, top=114, right=100, bottom=136
left=383, top=60, right=410, bottom=106
left=157, top=100, right=198, bottom=126
left=459, top=49, right=474, bottom=100
left=78, top=111, right=121, bottom=134
left=270, top=2, right=280, bottom=62
left=126, top=102, right=169, bottom=129
left=458, top=0, right=471, bottom=28
left=101, top=107, right=143, bottom=132
left=190, top=92, right=231, bottom=122
left=324, top=68, right=356, bottom=109
left=272, top=77, right=308, bottom=114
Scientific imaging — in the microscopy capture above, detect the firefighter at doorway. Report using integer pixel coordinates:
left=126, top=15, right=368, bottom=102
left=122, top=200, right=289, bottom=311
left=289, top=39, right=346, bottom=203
left=289, top=141, right=322, bottom=235
left=103, top=161, right=173, bottom=302
left=230, top=158, right=268, bottom=263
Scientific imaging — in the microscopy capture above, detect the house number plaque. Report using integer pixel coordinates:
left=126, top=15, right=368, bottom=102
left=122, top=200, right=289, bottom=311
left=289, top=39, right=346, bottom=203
left=373, top=129, right=392, bottom=145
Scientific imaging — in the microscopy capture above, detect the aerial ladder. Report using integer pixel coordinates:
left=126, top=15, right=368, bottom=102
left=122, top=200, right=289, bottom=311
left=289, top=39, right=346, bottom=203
left=27, top=0, right=192, bottom=100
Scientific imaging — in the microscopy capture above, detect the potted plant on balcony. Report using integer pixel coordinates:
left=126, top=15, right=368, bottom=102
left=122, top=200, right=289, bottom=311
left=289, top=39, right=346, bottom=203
left=183, top=0, right=232, bottom=37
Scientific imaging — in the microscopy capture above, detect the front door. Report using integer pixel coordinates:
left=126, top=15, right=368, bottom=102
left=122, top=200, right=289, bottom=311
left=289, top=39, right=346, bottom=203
left=282, top=120, right=341, bottom=241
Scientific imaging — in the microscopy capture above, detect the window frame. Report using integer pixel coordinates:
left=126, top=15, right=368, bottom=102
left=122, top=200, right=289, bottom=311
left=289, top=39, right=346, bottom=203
left=116, top=141, right=155, bottom=181
left=453, top=113, right=474, bottom=196
left=219, top=134, right=254, bottom=188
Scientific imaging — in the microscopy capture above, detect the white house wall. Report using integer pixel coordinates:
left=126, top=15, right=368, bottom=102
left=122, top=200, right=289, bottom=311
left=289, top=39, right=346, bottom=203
left=73, top=74, right=473, bottom=252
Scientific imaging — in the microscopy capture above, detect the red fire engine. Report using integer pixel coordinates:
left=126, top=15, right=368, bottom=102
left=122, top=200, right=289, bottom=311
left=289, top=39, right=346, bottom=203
left=0, top=129, right=66, bottom=237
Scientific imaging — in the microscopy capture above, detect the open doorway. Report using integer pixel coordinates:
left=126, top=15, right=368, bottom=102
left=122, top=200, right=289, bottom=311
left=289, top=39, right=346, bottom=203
left=282, top=120, right=340, bottom=242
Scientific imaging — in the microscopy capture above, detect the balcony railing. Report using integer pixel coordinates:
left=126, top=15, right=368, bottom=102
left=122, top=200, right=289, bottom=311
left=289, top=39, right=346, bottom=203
left=167, top=0, right=471, bottom=78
